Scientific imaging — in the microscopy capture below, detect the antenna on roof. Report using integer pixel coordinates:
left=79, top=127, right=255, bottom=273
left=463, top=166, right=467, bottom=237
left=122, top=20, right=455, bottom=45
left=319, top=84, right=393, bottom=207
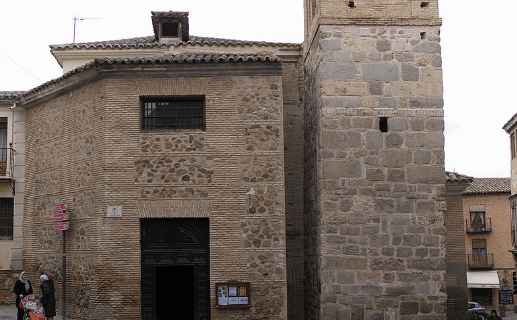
left=73, top=17, right=102, bottom=43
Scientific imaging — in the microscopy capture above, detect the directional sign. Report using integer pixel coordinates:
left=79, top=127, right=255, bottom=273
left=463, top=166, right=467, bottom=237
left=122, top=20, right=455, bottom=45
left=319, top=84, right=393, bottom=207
left=55, top=203, right=68, bottom=212
left=54, top=213, right=68, bottom=221
left=54, top=222, right=69, bottom=231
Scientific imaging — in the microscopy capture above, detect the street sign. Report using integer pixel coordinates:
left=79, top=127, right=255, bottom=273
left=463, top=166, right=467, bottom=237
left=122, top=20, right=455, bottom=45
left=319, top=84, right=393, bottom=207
left=54, top=213, right=68, bottom=221
left=54, top=222, right=69, bottom=231
left=55, top=203, right=68, bottom=212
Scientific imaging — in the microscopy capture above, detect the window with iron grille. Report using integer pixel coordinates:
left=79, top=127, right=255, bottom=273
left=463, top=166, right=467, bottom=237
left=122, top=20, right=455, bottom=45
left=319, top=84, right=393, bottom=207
left=0, top=198, right=13, bottom=239
left=141, top=97, right=205, bottom=130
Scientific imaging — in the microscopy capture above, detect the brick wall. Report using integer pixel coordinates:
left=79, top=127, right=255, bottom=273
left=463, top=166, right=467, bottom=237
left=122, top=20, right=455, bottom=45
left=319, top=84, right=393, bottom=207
left=23, top=61, right=290, bottom=319
left=445, top=180, right=470, bottom=320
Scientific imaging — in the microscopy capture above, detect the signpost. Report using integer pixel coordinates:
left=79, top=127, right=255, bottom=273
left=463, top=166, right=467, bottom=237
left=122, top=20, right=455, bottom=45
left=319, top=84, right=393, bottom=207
left=55, top=203, right=68, bottom=320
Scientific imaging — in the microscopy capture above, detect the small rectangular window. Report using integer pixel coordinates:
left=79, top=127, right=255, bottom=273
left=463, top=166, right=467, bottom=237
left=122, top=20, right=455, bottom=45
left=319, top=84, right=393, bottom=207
left=0, top=198, right=13, bottom=239
left=141, top=97, right=205, bottom=130
left=511, top=132, right=516, bottom=159
left=162, top=22, right=179, bottom=38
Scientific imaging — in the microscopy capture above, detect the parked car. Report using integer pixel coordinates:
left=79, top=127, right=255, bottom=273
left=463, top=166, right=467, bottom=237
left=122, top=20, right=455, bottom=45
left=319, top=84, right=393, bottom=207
left=468, top=302, right=489, bottom=320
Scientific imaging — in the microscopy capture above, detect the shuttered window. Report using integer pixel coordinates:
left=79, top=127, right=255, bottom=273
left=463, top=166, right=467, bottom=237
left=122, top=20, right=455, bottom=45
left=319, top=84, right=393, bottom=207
left=0, top=198, right=13, bottom=239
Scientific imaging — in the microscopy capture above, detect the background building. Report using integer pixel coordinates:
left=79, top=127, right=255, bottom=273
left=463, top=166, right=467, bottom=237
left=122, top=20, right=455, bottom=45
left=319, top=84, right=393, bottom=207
left=462, top=178, right=513, bottom=310
left=0, top=92, right=25, bottom=302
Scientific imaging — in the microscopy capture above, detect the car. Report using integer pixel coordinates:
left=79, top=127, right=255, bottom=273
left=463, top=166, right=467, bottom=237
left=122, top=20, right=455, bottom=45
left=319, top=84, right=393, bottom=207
left=468, top=302, right=489, bottom=320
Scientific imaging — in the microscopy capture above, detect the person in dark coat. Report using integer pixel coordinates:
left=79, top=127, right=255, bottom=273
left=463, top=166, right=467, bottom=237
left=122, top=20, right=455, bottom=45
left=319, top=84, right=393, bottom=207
left=39, top=274, right=57, bottom=320
left=13, top=271, right=33, bottom=320
left=488, top=310, right=502, bottom=320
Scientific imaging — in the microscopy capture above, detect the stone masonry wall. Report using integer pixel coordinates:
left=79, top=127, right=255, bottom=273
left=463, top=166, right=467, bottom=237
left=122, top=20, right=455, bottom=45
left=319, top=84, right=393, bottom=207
left=24, top=70, right=288, bottom=319
left=304, top=22, right=446, bottom=320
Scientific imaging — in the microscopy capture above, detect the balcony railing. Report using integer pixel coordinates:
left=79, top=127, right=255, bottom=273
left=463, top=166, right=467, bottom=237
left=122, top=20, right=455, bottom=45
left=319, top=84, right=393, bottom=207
left=467, top=254, right=494, bottom=269
left=0, top=146, right=14, bottom=177
left=465, top=218, right=492, bottom=233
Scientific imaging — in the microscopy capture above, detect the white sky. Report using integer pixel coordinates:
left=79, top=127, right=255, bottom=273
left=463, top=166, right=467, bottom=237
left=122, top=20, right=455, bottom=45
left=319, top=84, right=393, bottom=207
left=0, top=1, right=514, bottom=178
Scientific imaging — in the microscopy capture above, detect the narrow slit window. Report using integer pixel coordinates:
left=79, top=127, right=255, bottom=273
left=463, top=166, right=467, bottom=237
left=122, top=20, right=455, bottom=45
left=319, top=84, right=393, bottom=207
left=379, top=117, right=388, bottom=132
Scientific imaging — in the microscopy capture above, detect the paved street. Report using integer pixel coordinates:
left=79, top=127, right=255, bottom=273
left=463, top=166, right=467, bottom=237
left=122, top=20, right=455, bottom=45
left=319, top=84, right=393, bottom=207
left=0, top=305, right=62, bottom=320
left=3, top=306, right=517, bottom=319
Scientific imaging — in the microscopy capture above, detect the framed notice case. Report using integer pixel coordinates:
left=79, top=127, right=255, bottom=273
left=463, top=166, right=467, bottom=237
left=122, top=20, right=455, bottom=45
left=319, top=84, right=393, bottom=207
left=216, top=282, right=250, bottom=308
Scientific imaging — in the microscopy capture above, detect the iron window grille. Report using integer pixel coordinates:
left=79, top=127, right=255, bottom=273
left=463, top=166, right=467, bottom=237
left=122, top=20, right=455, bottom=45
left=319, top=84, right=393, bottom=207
left=142, top=97, right=205, bottom=130
left=0, top=198, right=13, bottom=239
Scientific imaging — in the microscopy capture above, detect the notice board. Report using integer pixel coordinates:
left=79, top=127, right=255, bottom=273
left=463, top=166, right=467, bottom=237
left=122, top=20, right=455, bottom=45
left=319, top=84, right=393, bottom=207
left=499, top=290, right=514, bottom=305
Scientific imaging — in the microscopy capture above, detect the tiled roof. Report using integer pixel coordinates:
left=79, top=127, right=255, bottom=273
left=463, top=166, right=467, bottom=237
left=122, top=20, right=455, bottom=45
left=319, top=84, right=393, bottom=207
left=50, top=35, right=300, bottom=51
left=446, top=171, right=474, bottom=183
left=0, top=91, right=25, bottom=100
left=464, top=178, right=511, bottom=194
left=22, top=52, right=281, bottom=99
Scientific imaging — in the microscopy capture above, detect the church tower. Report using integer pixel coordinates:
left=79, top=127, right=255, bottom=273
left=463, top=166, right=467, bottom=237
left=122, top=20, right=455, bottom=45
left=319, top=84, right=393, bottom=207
left=302, top=1, right=446, bottom=319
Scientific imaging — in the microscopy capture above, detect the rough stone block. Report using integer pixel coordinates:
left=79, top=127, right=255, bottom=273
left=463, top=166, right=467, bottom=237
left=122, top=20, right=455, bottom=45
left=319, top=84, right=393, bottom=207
left=396, top=53, right=415, bottom=62
left=387, top=118, right=409, bottom=131
left=362, top=63, right=400, bottom=81
left=385, top=285, right=414, bottom=296
left=366, top=310, right=384, bottom=320
left=321, top=62, right=359, bottom=80
left=322, top=130, right=362, bottom=148
left=407, top=166, right=444, bottom=184
left=370, top=258, right=405, bottom=271
left=413, top=42, right=441, bottom=54
left=376, top=39, right=392, bottom=52
left=366, top=131, right=384, bottom=149
left=401, top=64, right=420, bottom=81
left=367, top=169, right=385, bottom=181
left=379, top=97, right=398, bottom=108
left=380, top=150, right=412, bottom=168
left=400, top=301, right=420, bottom=315
left=321, top=39, right=342, bottom=51
left=369, top=82, right=383, bottom=95
left=402, top=234, right=422, bottom=247
left=323, top=159, right=362, bottom=179
left=324, top=96, right=362, bottom=108
left=385, top=133, right=403, bottom=148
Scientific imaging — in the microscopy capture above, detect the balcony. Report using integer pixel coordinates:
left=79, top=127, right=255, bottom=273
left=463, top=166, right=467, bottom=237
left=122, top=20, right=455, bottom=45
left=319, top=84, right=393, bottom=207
left=465, top=218, right=492, bottom=233
left=468, top=254, right=494, bottom=269
left=0, top=146, right=14, bottom=178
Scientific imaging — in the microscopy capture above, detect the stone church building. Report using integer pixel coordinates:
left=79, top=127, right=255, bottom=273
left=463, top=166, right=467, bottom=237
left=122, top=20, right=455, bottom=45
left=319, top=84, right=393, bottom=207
left=6, top=0, right=445, bottom=319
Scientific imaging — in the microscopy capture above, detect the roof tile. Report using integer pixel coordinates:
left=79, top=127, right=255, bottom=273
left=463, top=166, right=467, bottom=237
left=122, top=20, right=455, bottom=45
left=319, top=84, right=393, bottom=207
left=50, top=35, right=300, bottom=51
left=464, top=177, right=511, bottom=194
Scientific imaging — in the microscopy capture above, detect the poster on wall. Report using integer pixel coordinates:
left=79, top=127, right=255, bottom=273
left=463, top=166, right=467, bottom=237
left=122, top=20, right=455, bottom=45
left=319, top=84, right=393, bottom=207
left=216, top=282, right=250, bottom=308
left=217, top=285, right=229, bottom=306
